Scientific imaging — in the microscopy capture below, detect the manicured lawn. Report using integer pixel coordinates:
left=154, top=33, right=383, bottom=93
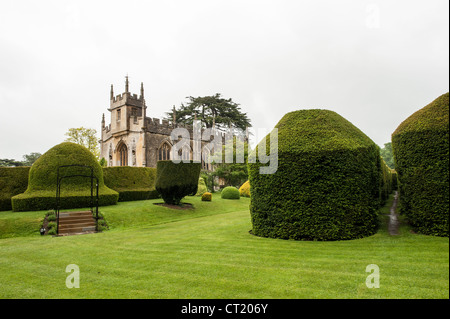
left=0, top=194, right=448, bottom=298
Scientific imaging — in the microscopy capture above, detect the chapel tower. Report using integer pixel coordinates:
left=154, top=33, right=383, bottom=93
left=100, top=76, right=147, bottom=167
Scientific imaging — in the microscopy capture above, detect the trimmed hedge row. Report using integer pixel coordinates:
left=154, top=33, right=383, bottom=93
left=11, top=142, right=119, bottom=212
left=155, top=160, right=201, bottom=205
left=249, top=109, right=384, bottom=241
left=11, top=190, right=119, bottom=212
left=392, top=92, right=449, bottom=237
left=0, top=167, right=31, bottom=211
left=102, top=166, right=159, bottom=201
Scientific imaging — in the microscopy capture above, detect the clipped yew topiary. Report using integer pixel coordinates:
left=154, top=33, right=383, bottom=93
left=221, top=186, right=240, bottom=199
left=196, top=177, right=208, bottom=196
left=155, top=160, right=201, bottom=205
left=249, top=109, right=382, bottom=241
left=103, top=166, right=159, bottom=201
left=201, top=192, right=212, bottom=201
left=392, top=92, right=449, bottom=237
left=11, top=142, right=119, bottom=211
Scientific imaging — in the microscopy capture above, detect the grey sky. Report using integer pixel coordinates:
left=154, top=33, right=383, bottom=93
left=0, top=0, right=448, bottom=160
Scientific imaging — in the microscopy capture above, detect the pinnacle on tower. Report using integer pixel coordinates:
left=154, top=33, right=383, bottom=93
left=140, top=82, right=144, bottom=100
left=125, top=74, right=129, bottom=93
left=110, top=84, right=114, bottom=100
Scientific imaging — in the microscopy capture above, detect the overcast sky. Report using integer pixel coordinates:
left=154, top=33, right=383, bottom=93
left=0, top=0, right=448, bottom=160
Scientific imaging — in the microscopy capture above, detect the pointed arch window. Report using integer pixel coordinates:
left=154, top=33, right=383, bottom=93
left=118, top=143, right=128, bottom=166
left=158, top=142, right=171, bottom=161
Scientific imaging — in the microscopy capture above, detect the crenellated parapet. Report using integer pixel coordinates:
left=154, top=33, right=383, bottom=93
left=145, top=117, right=173, bottom=135
left=110, top=92, right=144, bottom=109
left=143, top=117, right=229, bottom=140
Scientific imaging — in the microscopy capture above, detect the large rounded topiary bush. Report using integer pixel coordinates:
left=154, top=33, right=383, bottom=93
left=392, top=92, right=449, bottom=237
left=249, top=109, right=382, bottom=241
left=221, top=186, right=240, bottom=199
left=155, top=160, right=201, bottom=205
left=11, top=142, right=118, bottom=211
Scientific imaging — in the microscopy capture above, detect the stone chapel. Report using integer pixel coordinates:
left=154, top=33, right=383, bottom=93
left=100, top=76, right=220, bottom=170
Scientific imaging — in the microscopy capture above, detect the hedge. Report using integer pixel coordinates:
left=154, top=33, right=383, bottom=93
left=392, top=92, right=449, bottom=237
left=0, top=167, right=31, bottom=211
left=155, top=160, right=202, bottom=205
left=103, top=166, right=159, bottom=201
left=248, top=109, right=382, bottom=241
left=11, top=142, right=118, bottom=211
left=221, top=186, right=240, bottom=199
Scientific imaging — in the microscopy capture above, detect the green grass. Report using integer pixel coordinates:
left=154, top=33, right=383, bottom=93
left=0, top=194, right=448, bottom=299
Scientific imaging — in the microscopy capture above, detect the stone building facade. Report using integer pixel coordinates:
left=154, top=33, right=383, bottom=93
left=100, top=77, right=226, bottom=170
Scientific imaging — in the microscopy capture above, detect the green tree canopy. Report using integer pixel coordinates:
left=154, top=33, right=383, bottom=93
left=64, top=127, right=100, bottom=159
left=380, top=142, right=395, bottom=169
left=0, top=159, right=24, bottom=167
left=210, top=138, right=250, bottom=187
left=1, top=152, right=42, bottom=167
left=167, top=93, right=251, bottom=132
left=22, top=152, right=42, bottom=166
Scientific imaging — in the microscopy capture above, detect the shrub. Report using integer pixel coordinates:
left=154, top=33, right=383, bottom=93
left=221, top=186, right=240, bottom=199
left=249, top=109, right=382, bottom=241
left=155, top=160, right=202, bottom=205
left=11, top=142, right=119, bottom=211
left=196, top=177, right=208, bottom=196
left=239, top=180, right=251, bottom=197
left=103, top=167, right=159, bottom=201
left=392, top=92, right=449, bottom=237
left=0, top=167, right=30, bottom=211
left=47, top=222, right=57, bottom=231
left=201, top=192, right=212, bottom=201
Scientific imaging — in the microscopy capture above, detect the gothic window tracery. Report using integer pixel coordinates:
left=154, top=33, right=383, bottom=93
left=158, top=142, right=171, bottom=161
